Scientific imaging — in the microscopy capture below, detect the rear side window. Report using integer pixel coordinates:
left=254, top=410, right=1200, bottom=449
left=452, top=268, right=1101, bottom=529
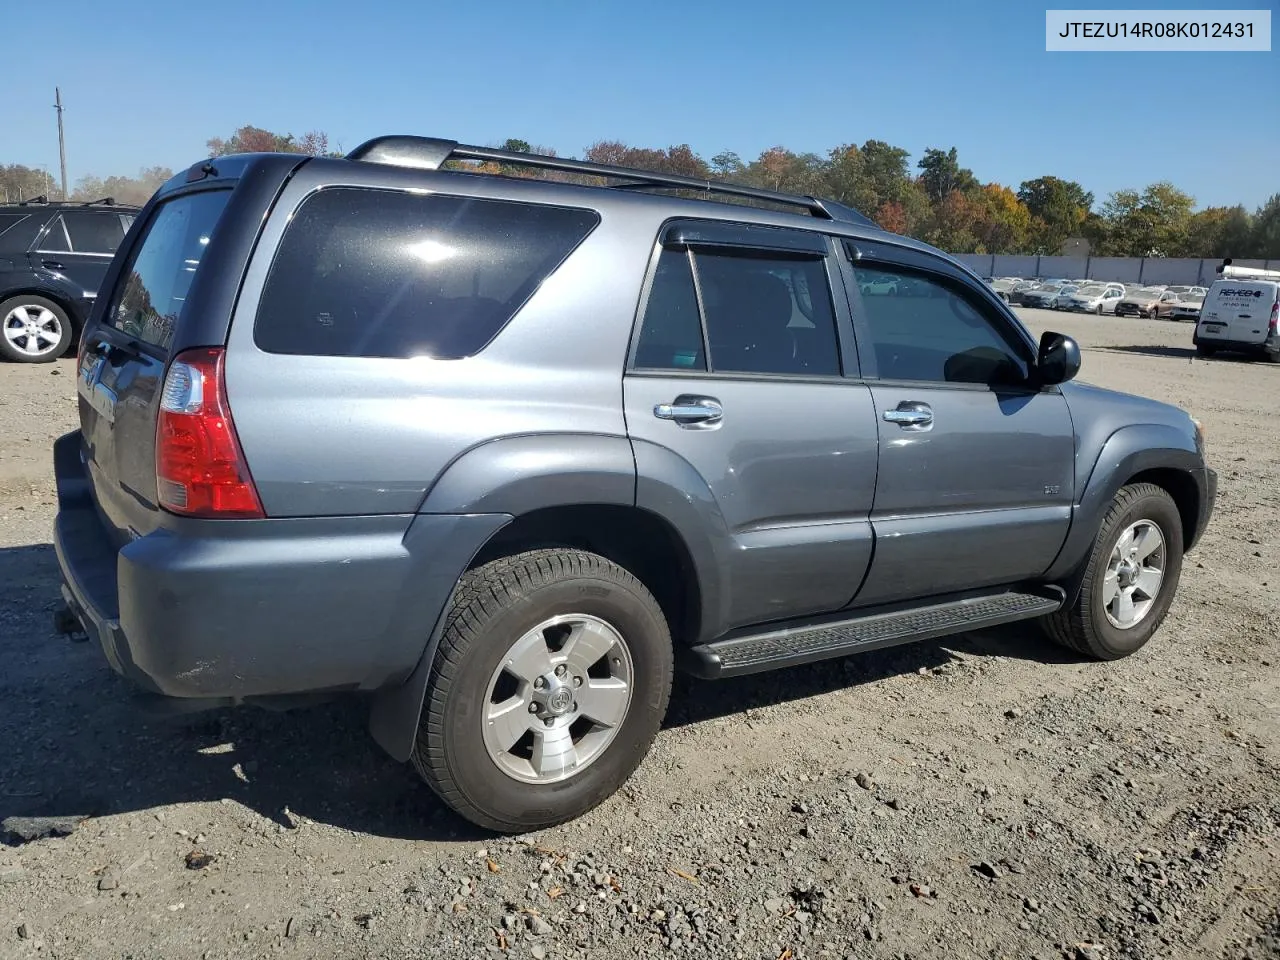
left=63, top=212, right=126, bottom=254
left=633, top=245, right=842, bottom=377
left=38, top=217, right=71, bottom=252
left=108, top=190, right=231, bottom=351
left=254, top=188, right=600, bottom=360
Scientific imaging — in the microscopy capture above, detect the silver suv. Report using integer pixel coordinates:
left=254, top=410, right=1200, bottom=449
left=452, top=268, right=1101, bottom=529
left=54, top=137, right=1217, bottom=833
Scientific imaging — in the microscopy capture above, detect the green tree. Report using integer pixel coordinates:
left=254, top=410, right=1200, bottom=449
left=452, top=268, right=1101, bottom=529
left=1252, top=194, right=1280, bottom=258
left=1017, top=176, right=1094, bottom=253
left=71, top=166, right=174, bottom=206
left=1182, top=205, right=1253, bottom=257
left=0, top=164, right=60, bottom=202
left=709, top=151, right=744, bottom=178
left=917, top=147, right=977, bottom=205
left=1098, top=182, right=1194, bottom=256
left=971, top=184, right=1034, bottom=254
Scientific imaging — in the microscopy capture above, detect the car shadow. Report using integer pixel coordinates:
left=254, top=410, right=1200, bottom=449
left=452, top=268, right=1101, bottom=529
left=0, top=541, right=1079, bottom=843
left=1089, top=344, right=1198, bottom=360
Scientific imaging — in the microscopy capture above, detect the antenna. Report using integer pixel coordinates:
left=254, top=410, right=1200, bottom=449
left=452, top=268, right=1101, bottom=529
left=54, top=87, right=68, bottom=200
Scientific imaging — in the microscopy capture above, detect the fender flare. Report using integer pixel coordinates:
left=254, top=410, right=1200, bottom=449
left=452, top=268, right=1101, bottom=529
left=369, top=434, right=733, bottom=762
left=1044, top=423, right=1201, bottom=594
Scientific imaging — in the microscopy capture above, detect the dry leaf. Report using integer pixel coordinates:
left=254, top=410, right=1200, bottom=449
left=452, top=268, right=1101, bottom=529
left=547, top=886, right=565, bottom=899
left=609, top=877, right=623, bottom=893
left=778, top=949, right=794, bottom=960
left=496, top=930, right=508, bottom=951
left=667, top=867, right=699, bottom=883
left=486, top=858, right=501, bottom=874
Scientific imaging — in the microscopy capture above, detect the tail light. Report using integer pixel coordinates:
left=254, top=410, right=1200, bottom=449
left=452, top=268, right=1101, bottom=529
left=156, top=347, right=263, bottom=518
left=1270, top=300, right=1278, bottom=336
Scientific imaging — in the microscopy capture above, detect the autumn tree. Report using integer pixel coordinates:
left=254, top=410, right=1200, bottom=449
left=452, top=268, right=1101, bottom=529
left=206, top=125, right=335, bottom=157
left=971, top=184, right=1033, bottom=254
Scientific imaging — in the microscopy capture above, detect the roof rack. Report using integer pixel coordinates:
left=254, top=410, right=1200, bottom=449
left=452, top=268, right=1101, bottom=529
left=345, top=136, right=877, bottom=227
left=82, top=197, right=116, bottom=206
left=17, top=195, right=49, bottom=205
left=1218, top=259, right=1280, bottom=282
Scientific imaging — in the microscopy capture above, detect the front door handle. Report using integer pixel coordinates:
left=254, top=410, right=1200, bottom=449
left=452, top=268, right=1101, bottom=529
left=883, top=401, right=933, bottom=428
left=654, top=396, right=723, bottom=425
left=41, top=259, right=66, bottom=270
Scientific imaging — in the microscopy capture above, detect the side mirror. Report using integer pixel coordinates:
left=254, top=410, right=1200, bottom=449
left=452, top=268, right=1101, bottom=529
left=1036, top=331, right=1081, bottom=385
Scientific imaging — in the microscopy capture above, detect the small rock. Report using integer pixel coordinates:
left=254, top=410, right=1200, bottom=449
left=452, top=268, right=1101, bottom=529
left=1074, top=943, right=1106, bottom=960
left=527, top=914, right=552, bottom=936
left=886, top=798, right=903, bottom=811
left=185, top=849, right=215, bottom=870
left=531, top=946, right=547, bottom=960
left=98, top=868, right=120, bottom=891
left=651, top=908, right=667, bottom=922
left=502, top=914, right=519, bottom=931
left=792, top=801, right=809, bottom=815
left=1024, top=897, right=1041, bottom=913
left=1003, top=859, right=1026, bottom=875
left=573, top=901, right=587, bottom=915
left=973, top=861, right=1001, bottom=880
left=1005, top=708, right=1023, bottom=719
left=916, top=666, right=930, bottom=676
left=855, top=772, right=873, bottom=791
left=764, top=898, right=785, bottom=914
left=16, top=923, right=31, bottom=940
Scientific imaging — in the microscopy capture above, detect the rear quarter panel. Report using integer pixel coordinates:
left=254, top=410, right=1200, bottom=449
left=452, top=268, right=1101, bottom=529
left=224, top=166, right=663, bottom=517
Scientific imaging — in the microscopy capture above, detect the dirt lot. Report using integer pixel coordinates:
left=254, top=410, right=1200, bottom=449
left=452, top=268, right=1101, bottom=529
left=1, top=310, right=1277, bottom=960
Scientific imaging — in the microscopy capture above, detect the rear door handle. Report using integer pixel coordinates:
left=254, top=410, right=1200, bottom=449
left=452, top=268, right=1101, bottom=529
left=883, top=402, right=933, bottom=428
left=654, top=397, right=723, bottom=426
left=41, top=259, right=65, bottom=270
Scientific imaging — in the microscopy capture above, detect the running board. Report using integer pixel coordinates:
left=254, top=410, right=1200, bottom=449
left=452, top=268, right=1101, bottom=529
left=686, top=589, right=1062, bottom=679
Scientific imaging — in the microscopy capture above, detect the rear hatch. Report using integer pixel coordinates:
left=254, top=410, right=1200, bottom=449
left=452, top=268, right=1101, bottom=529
left=1197, top=280, right=1279, bottom=343
left=77, top=189, right=233, bottom=544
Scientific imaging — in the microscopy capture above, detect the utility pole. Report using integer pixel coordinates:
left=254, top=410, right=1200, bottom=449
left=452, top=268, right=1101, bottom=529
left=54, top=87, right=68, bottom=199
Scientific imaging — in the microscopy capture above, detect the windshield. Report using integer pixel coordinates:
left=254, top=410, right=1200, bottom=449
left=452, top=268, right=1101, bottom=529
left=1180, top=294, right=1205, bottom=304
left=1075, top=285, right=1107, bottom=296
left=1127, top=288, right=1162, bottom=299
left=1032, top=283, right=1061, bottom=291
left=108, top=190, right=231, bottom=352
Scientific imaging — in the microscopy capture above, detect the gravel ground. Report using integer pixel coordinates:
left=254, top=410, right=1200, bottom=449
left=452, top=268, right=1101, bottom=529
left=1, top=309, right=1277, bottom=960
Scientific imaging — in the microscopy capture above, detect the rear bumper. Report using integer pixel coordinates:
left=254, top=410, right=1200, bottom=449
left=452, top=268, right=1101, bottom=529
left=1192, top=331, right=1280, bottom=357
left=53, top=431, right=509, bottom=701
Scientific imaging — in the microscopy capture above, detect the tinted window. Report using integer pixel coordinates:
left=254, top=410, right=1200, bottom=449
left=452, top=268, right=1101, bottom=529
left=255, top=188, right=600, bottom=360
left=63, top=212, right=126, bottom=253
left=0, top=213, right=28, bottom=239
left=38, top=216, right=70, bottom=252
left=108, top=190, right=231, bottom=351
left=696, top=252, right=840, bottom=376
left=633, top=250, right=705, bottom=371
left=853, top=265, right=1029, bottom=385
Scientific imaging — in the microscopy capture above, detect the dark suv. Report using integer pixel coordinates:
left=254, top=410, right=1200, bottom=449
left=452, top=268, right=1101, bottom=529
left=53, top=138, right=1216, bottom=833
left=0, top=198, right=139, bottom=362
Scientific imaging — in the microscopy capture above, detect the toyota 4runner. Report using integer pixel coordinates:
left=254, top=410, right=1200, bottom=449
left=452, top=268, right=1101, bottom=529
left=53, top=137, right=1217, bottom=833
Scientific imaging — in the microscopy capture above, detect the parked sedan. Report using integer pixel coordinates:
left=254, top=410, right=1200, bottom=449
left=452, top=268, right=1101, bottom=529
left=1115, top=287, right=1179, bottom=318
left=1059, top=283, right=1126, bottom=314
left=1163, top=293, right=1206, bottom=322
left=1006, top=280, right=1041, bottom=305
left=1021, top=282, right=1071, bottom=309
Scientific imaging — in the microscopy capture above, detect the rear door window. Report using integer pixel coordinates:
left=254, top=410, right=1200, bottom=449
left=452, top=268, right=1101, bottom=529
left=107, top=189, right=231, bottom=351
left=37, top=216, right=71, bottom=252
left=254, top=188, right=600, bottom=360
left=63, top=211, right=127, bottom=254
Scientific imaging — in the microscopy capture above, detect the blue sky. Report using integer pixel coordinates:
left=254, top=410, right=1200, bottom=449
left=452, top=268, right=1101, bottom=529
left=6, top=0, right=1277, bottom=210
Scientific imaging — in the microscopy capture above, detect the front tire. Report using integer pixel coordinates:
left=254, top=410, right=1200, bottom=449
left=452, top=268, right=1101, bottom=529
left=0, top=295, right=72, bottom=363
left=412, top=549, right=673, bottom=833
left=1042, top=483, right=1183, bottom=660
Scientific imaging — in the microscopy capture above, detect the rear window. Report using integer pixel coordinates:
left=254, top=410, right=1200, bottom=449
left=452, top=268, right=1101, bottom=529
left=107, top=190, right=231, bottom=351
left=0, top=213, right=27, bottom=239
left=253, top=188, right=600, bottom=360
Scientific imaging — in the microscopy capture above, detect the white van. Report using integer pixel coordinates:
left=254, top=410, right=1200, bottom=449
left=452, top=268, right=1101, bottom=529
left=1193, top=262, right=1280, bottom=362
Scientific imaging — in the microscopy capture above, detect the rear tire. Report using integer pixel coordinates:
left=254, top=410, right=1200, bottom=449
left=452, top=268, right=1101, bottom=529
left=411, top=548, right=673, bottom=833
left=0, top=295, right=72, bottom=363
left=1196, top=343, right=1215, bottom=357
left=1042, top=483, right=1183, bottom=660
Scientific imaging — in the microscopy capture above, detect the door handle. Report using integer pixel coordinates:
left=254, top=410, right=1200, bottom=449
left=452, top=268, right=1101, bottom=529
left=883, top=402, right=933, bottom=428
left=654, top=397, right=723, bottom=425
left=42, top=260, right=66, bottom=270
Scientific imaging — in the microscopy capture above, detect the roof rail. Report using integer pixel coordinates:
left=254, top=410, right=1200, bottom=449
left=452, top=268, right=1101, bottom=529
left=81, top=196, right=117, bottom=206
left=345, top=136, right=877, bottom=226
left=1218, top=259, right=1280, bottom=282
left=17, top=195, right=49, bottom=206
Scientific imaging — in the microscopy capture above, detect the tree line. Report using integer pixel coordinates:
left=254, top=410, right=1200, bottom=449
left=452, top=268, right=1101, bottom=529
left=4, top=126, right=1276, bottom=258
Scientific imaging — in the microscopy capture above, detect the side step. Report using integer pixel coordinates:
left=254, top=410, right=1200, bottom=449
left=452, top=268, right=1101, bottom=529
left=687, top=589, right=1062, bottom=679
